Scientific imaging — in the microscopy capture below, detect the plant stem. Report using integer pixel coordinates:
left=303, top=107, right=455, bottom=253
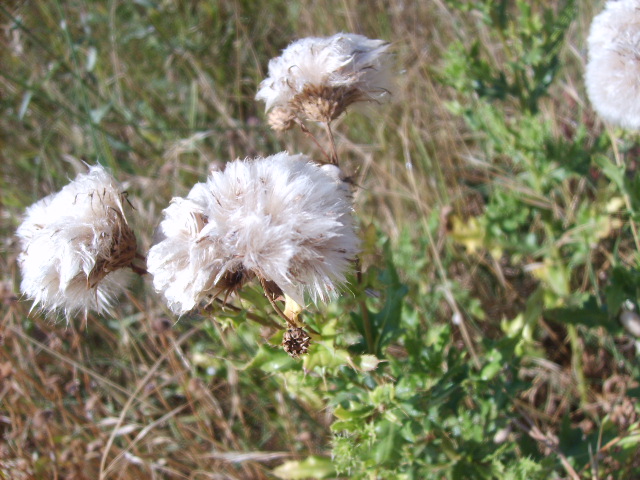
left=607, top=125, right=640, bottom=253
left=259, top=277, right=296, bottom=328
left=567, top=324, right=589, bottom=407
left=297, top=120, right=333, bottom=165
left=324, top=121, right=339, bottom=165
left=356, top=257, right=375, bottom=354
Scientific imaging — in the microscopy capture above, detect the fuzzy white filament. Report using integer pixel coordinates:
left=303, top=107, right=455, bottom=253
left=256, top=33, right=391, bottom=124
left=586, top=0, right=640, bottom=129
left=16, top=165, right=136, bottom=317
left=147, top=152, right=360, bottom=315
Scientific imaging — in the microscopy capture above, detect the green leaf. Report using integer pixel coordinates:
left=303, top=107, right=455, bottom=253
left=272, top=456, right=335, bottom=479
left=302, top=344, right=350, bottom=371
left=605, top=266, right=640, bottom=318
left=594, top=154, right=625, bottom=191
left=352, top=354, right=382, bottom=372
left=351, top=242, right=408, bottom=356
left=545, top=296, right=611, bottom=330
left=244, top=346, right=297, bottom=373
left=90, top=103, right=112, bottom=125
left=374, top=420, right=404, bottom=466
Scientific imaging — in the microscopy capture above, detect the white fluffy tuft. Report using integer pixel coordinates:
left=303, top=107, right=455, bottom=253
left=16, top=165, right=134, bottom=317
left=256, top=33, right=391, bottom=112
left=586, top=0, right=640, bottom=129
left=147, top=152, right=360, bottom=315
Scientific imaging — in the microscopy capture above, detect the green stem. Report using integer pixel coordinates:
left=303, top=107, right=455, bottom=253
left=567, top=324, right=588, bottom=407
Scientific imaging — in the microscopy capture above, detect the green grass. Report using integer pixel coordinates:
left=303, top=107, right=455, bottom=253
left=1, top=1, right=639, bottom=479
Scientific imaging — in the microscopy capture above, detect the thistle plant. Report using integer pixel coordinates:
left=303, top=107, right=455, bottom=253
left=7, top=3, right=640, bottom=479
left=15, top=33, right=391, bottom=358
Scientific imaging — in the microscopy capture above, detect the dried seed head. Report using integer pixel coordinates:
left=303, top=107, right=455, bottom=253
left=147, top=152, right=360, bottom=314
left=586, top=0, right=640, bottom=129
left=16, top=165, right=136, bottom=317
left=290, top=85, right=364, bottom=123
left=267, top=107, right=298, bottom=132
left=256, top=33, right=392, bottom=122
left=282, top=327, right=311, bottom=358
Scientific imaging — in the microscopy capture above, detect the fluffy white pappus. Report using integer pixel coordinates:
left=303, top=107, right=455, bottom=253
left=256, top=33, right=391, bottom=113
left=586, top=0, right=640, bottom=129
left=147, top=152, right=360, bottom=315
left=16, top=165, right=136, bottom=317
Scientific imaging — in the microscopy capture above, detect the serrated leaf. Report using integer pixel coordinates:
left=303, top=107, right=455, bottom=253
left=545, top=296, right=610, bottom=330
left=302, top=344, right=350, bottom=370
left=351, top=242, right=408, bottom=355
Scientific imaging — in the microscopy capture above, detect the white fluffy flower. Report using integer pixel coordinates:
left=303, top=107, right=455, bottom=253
left=256, top=33, right=391, bottom=125
left=586, top=0, right=640, bottom=129
left=16, top=165, right=137, bottom=317
left=147, top=152, right=359, bottom=315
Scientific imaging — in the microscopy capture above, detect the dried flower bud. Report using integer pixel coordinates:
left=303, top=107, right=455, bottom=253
left=282, top=327, right=311, bottom=358
left=290, top=85, right=365, bottom=123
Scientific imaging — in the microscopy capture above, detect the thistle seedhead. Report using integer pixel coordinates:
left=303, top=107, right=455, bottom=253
left=256, top=33, right=391, bottom=126
left=16, top=165, right=136, bottom=317
left=147, top=152, right=360, bottom=315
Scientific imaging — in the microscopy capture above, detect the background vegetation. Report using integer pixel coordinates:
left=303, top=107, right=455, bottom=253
left=1, top=0, right=639, bottom=478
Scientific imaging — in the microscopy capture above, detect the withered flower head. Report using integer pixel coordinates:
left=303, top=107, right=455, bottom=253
left=147, top=152, right=360, bottom=315
left=16, top=165, right=136, bottom=317
left=256, top=33, right=391, bottom=124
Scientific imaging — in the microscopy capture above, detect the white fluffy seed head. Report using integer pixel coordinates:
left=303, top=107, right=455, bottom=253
left=256, top=33, right=391, bottom=122
left=16, top=165, right=136, bottom=317
left=147, top=152, right=360, bottom=315
left=586, top=0, right=640, bottom=129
